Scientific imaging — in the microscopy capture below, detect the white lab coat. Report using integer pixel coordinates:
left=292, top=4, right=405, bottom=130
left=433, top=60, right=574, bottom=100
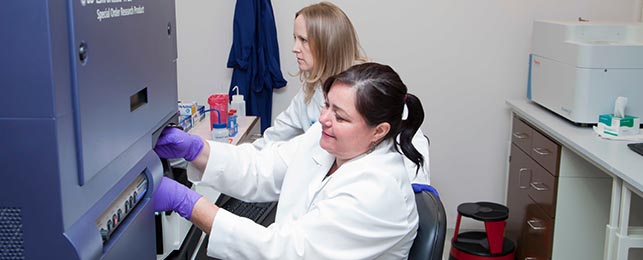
left=193, top=123, right=419, bottom=260
left=254, top=86, right=431, bottom=184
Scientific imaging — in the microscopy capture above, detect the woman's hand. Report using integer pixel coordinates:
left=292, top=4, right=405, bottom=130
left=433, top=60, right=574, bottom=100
left=153, top=177, right=203, bottom=220
left=154, top=127, right=204, bottom=161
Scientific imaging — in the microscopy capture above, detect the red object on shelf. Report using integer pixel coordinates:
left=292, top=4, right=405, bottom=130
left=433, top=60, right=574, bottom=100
left=208, top=94, right=228, bottom=130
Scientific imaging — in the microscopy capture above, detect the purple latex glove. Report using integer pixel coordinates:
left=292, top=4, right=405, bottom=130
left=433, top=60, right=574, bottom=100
left=153, top=177, right=203, bottom=220
left=154, top=127, right=204, bottom=161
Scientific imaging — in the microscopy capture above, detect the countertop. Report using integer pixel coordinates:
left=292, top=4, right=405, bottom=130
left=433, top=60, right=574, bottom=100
left=507, top=99, right=643, bottom=193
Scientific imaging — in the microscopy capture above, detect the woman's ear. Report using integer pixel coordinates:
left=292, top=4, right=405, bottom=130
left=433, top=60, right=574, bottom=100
left=371, top=122, right=391, bottom=143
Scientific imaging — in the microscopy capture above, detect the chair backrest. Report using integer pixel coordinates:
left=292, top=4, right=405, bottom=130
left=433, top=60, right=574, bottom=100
left=408, top=190, right=447, bottom=260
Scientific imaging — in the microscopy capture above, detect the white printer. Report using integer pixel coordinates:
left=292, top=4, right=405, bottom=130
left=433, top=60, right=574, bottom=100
left=528, top=20, right=643, bottom=124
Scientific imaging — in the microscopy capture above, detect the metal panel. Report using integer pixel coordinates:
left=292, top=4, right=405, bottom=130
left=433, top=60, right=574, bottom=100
left=69, top=0, right=177, bottom=184
left=0, top=0, right=177, bottom=258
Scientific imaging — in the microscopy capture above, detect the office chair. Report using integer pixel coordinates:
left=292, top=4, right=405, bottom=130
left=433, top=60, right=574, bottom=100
left=408, top=187, right=447, bottom=260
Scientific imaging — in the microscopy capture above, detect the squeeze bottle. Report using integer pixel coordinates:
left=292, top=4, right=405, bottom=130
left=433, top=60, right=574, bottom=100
left=208, top=94, right=228, bottom=130
left=230, top=86, right=246, bottom=117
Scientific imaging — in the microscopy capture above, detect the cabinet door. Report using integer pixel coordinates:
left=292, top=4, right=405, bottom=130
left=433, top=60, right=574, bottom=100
left=530, top=130, right=560, bottom=176
left=506, top=144, right=534, bottom=244
left=527, top=162, right=557, bottom=218
left=518, top=203, right=554, bottom=260
left=512, top=117, right=533, bottom=154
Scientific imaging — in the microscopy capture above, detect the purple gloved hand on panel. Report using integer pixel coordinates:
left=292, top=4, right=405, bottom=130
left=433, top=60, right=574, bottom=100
left=154, top=127, right=204, bottom=161
left=153, top=176, right=203, bottom=220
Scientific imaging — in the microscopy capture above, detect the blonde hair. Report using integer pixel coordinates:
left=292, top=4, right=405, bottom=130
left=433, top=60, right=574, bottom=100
left=295, top=2, right=366, bottom=103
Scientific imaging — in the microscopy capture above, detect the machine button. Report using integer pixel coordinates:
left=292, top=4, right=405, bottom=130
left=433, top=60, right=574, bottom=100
left=100, top=228, right=109, bottom=241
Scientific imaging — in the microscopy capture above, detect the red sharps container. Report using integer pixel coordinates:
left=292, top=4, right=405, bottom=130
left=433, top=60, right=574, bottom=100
left=208, top=94, right=228, bottom=130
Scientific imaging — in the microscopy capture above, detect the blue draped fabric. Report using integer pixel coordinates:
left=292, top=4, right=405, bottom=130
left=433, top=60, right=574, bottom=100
left=227, top=0, right=287, bottom=132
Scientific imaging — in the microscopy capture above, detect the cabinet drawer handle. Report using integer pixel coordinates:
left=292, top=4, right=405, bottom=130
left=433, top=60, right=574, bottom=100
left=518, top=168, right=531, bottom=189
left=512, top=132, right=529, bottom=139
left=533, top=147, right=551, bottom=156
left=524, top=257, right=538, bottom=260
left=527, top=219, right=546, bottom=231
left=530, top=182, right=549, bottom=191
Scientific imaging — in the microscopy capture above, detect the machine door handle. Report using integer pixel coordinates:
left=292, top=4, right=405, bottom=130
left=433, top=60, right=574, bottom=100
left=512, top=132, right=529, bottom=139
left=533, top=147, right=551, bottom=156
left=530, top=182, right=549, bottom=191
left=527, top=219, right=546, bottom=231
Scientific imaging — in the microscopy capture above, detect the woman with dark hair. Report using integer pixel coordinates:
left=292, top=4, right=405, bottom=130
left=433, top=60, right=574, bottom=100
left=153, top=63, right=425, bottom=259
left=320, top=63, right=425, bottom=172
left=254, top=1, right=430, bottom=184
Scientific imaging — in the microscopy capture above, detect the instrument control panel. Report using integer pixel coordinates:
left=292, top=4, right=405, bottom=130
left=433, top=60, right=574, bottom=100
left=96, top=174, right=148, bottom=243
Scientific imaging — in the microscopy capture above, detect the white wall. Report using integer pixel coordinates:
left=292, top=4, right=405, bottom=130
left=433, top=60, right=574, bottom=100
left=175, top=0, right=641, bottom=228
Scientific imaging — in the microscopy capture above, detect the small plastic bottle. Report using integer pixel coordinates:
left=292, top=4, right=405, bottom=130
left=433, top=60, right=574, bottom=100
left=209, top=108, right=228, bottom=143
left=230, top=86, right=246, bottom=117
left=212, top=123, right=229, bottom=143
left=228, top=109, right=238, bottom=137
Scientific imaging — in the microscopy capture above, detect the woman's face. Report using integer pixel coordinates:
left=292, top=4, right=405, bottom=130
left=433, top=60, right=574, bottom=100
left=319, top=83, right=379, bottom=162
left=292, top=15, right=314, bottom=72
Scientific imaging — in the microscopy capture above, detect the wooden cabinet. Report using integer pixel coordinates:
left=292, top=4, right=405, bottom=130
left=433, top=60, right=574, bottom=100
left=519, top=203, right=554, bottom=260
left=507, top=116, right=560, bottom=259
left=506, top=114, right=611, bottom=260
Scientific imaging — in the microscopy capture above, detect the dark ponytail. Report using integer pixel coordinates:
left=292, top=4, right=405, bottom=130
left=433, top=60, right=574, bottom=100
left=397, top=93, right=425, bottom=174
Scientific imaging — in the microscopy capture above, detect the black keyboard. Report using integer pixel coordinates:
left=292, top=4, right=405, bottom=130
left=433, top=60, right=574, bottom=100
left=218, top=197, right=276, bottom=224
left=192, top=197, right=277, bottom=260
left=628, top=143, right=643, bottom=157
